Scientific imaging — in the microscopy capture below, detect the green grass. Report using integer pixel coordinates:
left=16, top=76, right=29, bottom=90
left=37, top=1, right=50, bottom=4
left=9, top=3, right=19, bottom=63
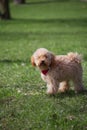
left=0, top=0, right=87, bottom=129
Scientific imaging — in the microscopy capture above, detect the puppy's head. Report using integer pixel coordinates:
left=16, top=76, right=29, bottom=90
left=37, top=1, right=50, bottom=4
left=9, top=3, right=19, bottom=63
left=31, top=48, right=55, bottom=71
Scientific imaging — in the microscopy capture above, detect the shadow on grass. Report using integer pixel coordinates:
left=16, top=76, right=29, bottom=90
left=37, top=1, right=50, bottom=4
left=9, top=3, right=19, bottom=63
left=49, top=90, right=87, bottom=99
left=0, top=59, right=28, bottom=64
left=12, top=18, right=87, bottom=26
left=0, top=29, right=87, bottom=45
left=26, top=0, right=70, bottom=5
left=1, top=17, right=87, bottom=26
left=0, top=31, right=87, bottom=40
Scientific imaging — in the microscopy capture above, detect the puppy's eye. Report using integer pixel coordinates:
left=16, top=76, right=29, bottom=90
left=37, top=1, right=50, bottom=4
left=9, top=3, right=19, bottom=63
left=45, top=55, right=47, bottom=58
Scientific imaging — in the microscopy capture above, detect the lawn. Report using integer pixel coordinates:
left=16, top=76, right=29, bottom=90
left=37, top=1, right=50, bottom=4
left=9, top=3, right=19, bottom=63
left=0, top=0, right=87, bottom=129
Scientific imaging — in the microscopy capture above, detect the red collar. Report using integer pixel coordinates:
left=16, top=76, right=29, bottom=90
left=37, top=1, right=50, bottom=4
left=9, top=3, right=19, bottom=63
left=41, top=69, right=49, bottom=75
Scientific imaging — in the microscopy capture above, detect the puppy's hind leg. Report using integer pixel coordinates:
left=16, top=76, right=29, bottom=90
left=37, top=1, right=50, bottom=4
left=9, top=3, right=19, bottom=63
left=73, top=78, right=84, bottom=93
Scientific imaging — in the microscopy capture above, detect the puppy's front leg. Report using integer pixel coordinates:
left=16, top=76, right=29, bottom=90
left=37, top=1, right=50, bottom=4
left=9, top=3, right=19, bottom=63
left=41, top=74, right=58, bottom=95
left=58, top=81, right=70, bottom=93
left=46, top=82, right=59, bottom=95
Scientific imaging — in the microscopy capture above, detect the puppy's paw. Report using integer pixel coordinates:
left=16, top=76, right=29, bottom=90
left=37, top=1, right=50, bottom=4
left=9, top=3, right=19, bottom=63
left=58, top=87, right=69, bottom=93
left=46, top=87, right=58, bottom=95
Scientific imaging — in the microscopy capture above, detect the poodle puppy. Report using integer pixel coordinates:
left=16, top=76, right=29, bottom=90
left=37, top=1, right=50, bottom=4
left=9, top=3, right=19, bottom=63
left=31, top=48, right=84, bottom=95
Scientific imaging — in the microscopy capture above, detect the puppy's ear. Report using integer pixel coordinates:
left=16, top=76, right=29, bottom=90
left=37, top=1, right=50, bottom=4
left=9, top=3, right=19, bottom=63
left=31, top=56, right=36, bottom=67
left=50, top=53, right=55, bottom=66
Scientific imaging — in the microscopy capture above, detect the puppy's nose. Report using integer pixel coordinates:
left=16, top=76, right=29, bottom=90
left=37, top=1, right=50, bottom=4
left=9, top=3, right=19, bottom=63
left=40, top=60, right=45, bottom=66
left=41, top=60, right=45, bottom=64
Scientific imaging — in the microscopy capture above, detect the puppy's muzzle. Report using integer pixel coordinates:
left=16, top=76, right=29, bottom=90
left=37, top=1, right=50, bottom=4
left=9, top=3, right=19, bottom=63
left=40, top=60, right=46, bottom=66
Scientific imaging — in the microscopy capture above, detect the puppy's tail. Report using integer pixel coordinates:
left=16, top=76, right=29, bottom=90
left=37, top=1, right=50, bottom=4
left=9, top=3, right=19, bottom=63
left=67, top=52, right=82, bottom=64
